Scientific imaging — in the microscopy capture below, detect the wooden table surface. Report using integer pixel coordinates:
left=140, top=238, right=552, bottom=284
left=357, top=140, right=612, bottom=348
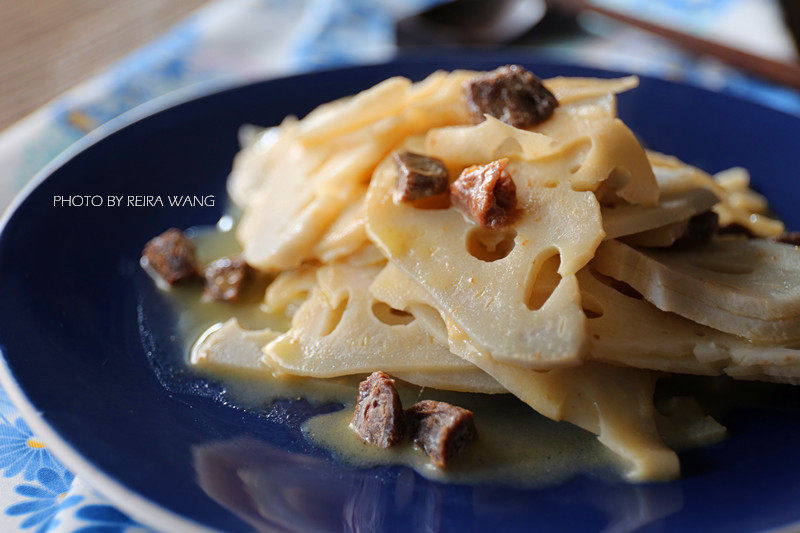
left=0, top=0, right=207, bottom=132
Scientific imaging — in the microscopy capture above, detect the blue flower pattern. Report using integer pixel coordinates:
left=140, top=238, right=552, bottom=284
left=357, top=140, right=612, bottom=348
left=0, top=417, right=63, bottom=482
left=6, top=469, right=82, bottom=532
left=74, top=505, right=139, bottom=533
left=0, top=415, right=141, bottom=531
left=0, top=384, right=140, bottom=530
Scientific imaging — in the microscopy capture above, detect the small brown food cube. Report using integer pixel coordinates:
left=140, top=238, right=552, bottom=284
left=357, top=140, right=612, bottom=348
left=406, top=400, right=476, bottom=468
left=465, top=65, right=559, bottom=128
left=141, top=228, right=198, bottom=285
left=393, top=151, right=450, bottom=204
left=450, top=158, right=517, bottom=228
left=203, top=255, right=250, bottom=302
left=350, top=372, right=404, bottom=448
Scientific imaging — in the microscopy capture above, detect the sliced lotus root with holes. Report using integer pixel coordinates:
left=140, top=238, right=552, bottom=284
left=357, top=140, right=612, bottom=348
left=263, top=266, right=319, bottom=317
left=594, top=238, right=800, bottom=321
left=237, top=72, right=477, bottom=271
left=196, top=314, right=502, bottom=394
left=235, top=73, right=655, bottom=272
left=579, top=270, right=800, bottom=383
left=237, top=120, right=406, bottom=270
left=426, top=94, right=658, bottom=206
left=230, top=71, right=470, bottom=208
left=445, top=332, right=679, bottom=481
left=191, top=319, right=280, bottom=377
left=367, top=135, right=630, bottom=368
left=560, top=118, right=658, bottom=206
left=592, top=239, right=800, bottom=342
left=602, top=188, right=719, bottom=239
left=264, top=263, right=482, bottom=377
left=190, top=317, right=503, bottom=392
left=370, top=263, right=678, bottom=481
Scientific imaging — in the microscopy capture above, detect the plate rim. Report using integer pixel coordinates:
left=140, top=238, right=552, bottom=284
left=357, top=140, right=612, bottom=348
left=0, top=81, right=228, bottom=532
left=1, top=53, right=799, bottom=532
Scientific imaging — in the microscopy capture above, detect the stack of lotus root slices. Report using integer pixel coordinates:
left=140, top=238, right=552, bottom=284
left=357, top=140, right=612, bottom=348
left=186, top=66, right=799, bottom=482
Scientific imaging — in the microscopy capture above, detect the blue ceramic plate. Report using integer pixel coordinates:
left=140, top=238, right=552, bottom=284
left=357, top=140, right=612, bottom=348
left=1, top=54, right=800, bottom=532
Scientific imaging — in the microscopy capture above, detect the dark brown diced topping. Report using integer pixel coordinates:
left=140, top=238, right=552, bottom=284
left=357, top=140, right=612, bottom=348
left=675, top=211, right=719, bottom=247
left=405, top=400, right=476, bottom=468
left=203, top=255, right=250, bottom=302
left=776, top=232, right=800, bottom=246
left=393, top=151, right=450, bottom=204
left=350, top=372, right=405, bottom=448
left=465, top=65, right=559, bottom=128
left=141, top=228, right=198, bottom=285
left=450, top=158, right=517, bottom=228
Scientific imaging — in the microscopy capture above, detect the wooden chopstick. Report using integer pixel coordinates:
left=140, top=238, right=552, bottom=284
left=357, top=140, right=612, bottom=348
left=549, top=0, right=800, bottom=91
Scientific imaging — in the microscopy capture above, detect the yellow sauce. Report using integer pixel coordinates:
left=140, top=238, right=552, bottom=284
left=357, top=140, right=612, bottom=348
left=167, top=224, right=288, bottom=342
left=304, top=388, right=621, bottom=487
left=163, top=224, right=731, bottom=487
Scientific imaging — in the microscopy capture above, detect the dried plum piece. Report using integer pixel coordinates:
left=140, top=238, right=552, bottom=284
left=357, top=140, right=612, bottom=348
left=350, top=372, right=405, bottom=448
left=464, top=65, right=559, bottom=128
left=203, top=255, right=251, bottom=302
left=141, top=228, right=199, bottom=285
left=405, top=400, right=476, bottom=468
left=393, top=151, right=450, bottom=205
left=450, top=158, right=517, bottom=228
left=675, top=211, right=719, bottom=247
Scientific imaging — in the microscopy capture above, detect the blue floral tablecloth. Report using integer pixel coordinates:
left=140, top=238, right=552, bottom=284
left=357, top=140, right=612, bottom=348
left=0, top=0, right=797, bottom=530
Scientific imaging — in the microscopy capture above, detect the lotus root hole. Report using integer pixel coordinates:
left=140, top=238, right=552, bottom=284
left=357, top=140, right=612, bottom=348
left=319, top=297, right=349, bottom=336
left=466, top=227, right=517, bottom=262
left=526, top=253, right=562, bottom=311
left=371, top=301, right=415, bottom=326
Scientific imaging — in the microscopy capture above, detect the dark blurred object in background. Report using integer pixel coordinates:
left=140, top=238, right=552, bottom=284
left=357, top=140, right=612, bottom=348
left=780, top=0, right=800, bottom=57
left=398, top=0, right=800, bottom=90
left=395, top=0, right=583, bottom=47
left=399, top=0, right=800, bottom=60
